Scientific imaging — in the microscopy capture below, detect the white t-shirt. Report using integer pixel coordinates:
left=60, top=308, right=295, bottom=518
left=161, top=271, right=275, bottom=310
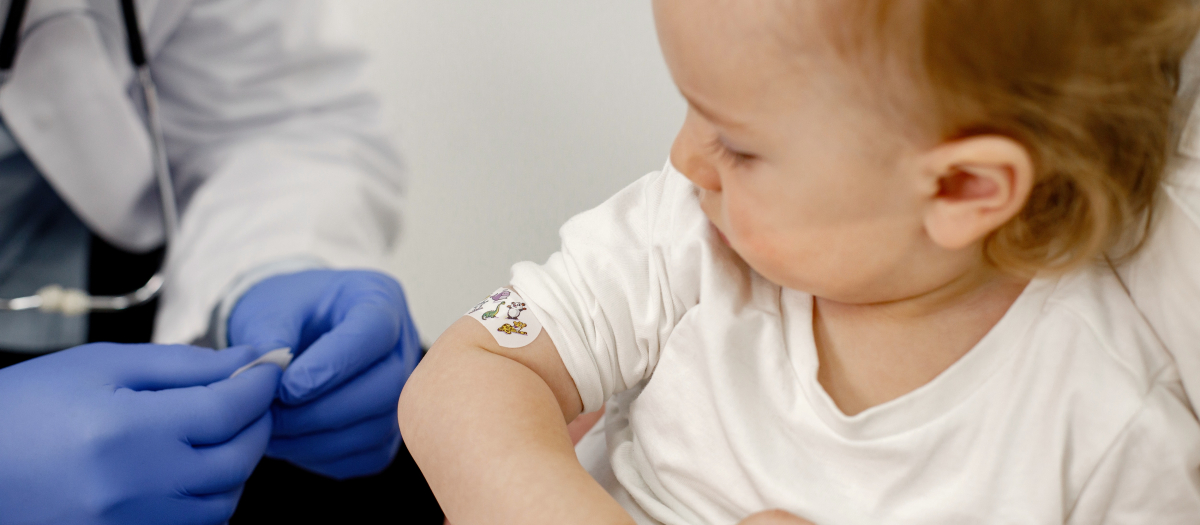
left=1118, top=39, right=1200, bottom=412
left=510, top=164, right=1200, bottom=525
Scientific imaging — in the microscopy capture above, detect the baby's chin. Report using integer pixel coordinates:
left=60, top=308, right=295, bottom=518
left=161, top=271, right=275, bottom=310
left=708, top=220, right=867, bottom=301
left=731, top=247, right=882, bottom=303
left=711, top=225, right=954, bottom=305
left=704, top=217, right=732, bottom=246
left=709, top=223, right=801, bottom=291
left=715, top=227, right=731, bottom=247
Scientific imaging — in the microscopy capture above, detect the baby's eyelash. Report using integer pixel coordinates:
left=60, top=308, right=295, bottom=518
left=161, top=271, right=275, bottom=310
left=706, top=136, right=755, bottom=166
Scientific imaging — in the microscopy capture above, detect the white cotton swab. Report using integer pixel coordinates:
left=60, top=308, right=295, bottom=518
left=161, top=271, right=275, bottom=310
left=229, top=347, right=294, bottom=379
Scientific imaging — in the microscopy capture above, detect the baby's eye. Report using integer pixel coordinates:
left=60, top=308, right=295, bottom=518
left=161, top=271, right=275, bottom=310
left=707, top=136, right=757, bottom=167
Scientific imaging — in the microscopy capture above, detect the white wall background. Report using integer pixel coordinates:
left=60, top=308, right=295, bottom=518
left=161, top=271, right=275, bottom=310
left=339, top=1, right=685, bottom=343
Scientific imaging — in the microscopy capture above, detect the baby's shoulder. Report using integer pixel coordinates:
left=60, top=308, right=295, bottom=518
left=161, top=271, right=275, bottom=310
left=1034, top=264, right=1177, bottom=392
left=1011, top=265, right=1194, bottom=506
left=1046, top=264, right=1176, bottom=383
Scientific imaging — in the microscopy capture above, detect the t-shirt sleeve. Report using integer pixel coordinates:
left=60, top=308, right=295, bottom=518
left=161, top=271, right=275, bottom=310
left=1067, top=377, right=1200, bottom=524
left=510, top=167, right=705, bottom=413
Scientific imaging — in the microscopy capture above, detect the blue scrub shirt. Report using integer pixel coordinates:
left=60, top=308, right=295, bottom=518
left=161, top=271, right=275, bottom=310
left=0, top=120, right=89, bottom=352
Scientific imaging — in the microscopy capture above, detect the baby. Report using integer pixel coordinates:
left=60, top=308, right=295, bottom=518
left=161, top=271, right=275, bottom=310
left=400, top=1, right=1200, bottom=524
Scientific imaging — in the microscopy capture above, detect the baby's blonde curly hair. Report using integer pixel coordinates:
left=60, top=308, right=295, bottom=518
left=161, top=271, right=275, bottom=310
left=828, top=0, right=1200, bottom=275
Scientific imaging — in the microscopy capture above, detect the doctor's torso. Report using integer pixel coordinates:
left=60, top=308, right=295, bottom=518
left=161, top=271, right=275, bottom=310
left=0, top=0, right=191, bottom=251
left=0, top=0, right=186, bottom=351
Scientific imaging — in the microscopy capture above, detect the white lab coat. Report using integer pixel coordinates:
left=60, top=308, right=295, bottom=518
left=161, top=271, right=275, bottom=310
left=0, top=0, right=403, bottom=344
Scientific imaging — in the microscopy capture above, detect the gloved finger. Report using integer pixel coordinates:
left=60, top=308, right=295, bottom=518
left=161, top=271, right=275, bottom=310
left=182, top=410, right=273, bottom=496
left=158, top=364, right=281, bottom=446
left=105, top=486, right=244, bottom=525
left=266, top=411, right=398, bottom=465
left=284, top=432, right=401, bottom=480
left=111, top=344, right=264, bottom=391
left=279, top=300, right=402, bottom=404
left=227, top=293, right=310, bottom=353
left=272, top=350, right=407, bottom=436
left=174, top=486, right=245, bottom=525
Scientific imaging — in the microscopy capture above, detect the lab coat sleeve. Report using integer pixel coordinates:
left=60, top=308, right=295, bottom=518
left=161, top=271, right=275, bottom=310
left=509, top=167, right=705, bottom=413
left=147, top=0, right=405, bottom=344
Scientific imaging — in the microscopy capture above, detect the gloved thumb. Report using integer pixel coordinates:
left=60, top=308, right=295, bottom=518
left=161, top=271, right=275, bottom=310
left=168, top=363, right=283, bottom=446
left=226, top=281, right=312, bottom=353
left=108, top=344, right=267, bottom=392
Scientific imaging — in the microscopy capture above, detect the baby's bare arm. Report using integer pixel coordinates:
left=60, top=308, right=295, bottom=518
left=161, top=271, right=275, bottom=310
left=738, top=510, right=816, bottom=525
left=398, top=315, right=634, bottom=525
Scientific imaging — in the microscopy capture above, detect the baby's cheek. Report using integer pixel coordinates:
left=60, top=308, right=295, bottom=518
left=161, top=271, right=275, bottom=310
left=718, top=190, right=806, bottom=279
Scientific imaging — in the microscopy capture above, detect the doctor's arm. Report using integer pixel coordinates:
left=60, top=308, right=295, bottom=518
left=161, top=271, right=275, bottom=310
left=398, top=315, right=635, bottom=525
left=148, top=0, right=417, bottom=478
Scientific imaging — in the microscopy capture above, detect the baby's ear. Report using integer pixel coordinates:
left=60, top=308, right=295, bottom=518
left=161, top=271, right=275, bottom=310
left=918, top=135, right=1034, bottom=251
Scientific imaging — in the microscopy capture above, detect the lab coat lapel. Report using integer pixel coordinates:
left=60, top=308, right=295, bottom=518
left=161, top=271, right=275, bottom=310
left=0, top=2, right=159, bottom=250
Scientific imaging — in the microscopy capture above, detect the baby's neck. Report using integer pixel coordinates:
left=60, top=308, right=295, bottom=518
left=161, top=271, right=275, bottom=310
left=812, top=266, right=1029, bottom=416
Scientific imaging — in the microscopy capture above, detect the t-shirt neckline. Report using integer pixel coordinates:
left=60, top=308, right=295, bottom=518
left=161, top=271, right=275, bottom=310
left=784, top=276, right=1060, bottom=441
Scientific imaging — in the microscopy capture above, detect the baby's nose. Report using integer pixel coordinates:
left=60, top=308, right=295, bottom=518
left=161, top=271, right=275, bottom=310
left=671, top=129, right=722, bottom=193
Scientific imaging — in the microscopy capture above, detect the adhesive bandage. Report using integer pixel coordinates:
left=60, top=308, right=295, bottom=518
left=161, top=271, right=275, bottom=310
left=465, top=287, right=543, bottom=348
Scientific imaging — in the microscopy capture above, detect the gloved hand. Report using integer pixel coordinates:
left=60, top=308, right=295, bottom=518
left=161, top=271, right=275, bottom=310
left=0, top=343, right=282, bottom=525
left=228, top=269, right=421, bottom=479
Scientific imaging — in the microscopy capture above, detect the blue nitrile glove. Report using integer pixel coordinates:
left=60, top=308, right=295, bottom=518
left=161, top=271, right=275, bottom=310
left=227, top=269, right=421, bottom=480
left=0, top=343, right=282, bottom=525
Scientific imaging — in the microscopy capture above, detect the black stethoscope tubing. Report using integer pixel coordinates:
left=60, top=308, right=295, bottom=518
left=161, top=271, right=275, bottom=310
left=1, top=0, right=146, bottom=70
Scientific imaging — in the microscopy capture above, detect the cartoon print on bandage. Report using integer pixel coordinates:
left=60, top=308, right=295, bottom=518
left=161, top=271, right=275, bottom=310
left=465, top=287, right=543, bottom=348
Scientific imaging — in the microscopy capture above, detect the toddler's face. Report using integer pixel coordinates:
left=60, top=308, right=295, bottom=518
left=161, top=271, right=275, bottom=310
left=655, top=0, right=953, bottom=303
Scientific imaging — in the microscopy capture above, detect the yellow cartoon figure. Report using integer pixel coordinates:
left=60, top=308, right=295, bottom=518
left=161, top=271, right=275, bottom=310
left=497, top=321, right=528, bottom=336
